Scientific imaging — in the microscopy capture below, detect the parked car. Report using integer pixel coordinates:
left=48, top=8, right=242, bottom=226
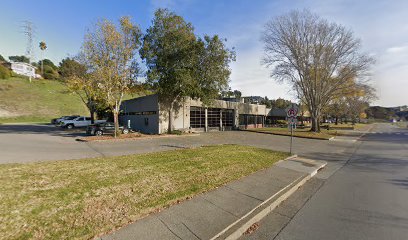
left=86, top=122, right=129, bottom=136
left=60, top=116, right=106, bottom=129
left=51, top=115, right=80, bottom=124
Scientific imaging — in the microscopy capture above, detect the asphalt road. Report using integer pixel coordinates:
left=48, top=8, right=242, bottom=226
left=0, top=124, right=355, bottom=164
left=242, top=123, right=408, bottom=240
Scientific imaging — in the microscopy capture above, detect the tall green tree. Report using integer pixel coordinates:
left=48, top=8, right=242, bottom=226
left=141, top=8, right=235, bottom=133
left=82, top=16, right=142, bottom=136
left=38, top=59, right=57, bottom=70
left=59, top=57, right=86, bottom=79
left=195, top=35, right=235, bottom=102
left=9, top=55, right=30, bottom=63
left=39, top=41, right=47, bottom=75
left=270, top=98, right=292, bottom=109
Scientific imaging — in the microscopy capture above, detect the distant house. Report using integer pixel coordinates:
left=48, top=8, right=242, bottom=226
left=243, top=96, right=264, bottom=104
left=10, top=62, right=37, bottom=78
left=266, top=106, right=311, bottom=125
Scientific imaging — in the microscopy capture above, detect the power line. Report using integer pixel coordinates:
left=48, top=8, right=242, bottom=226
left=20, top=21, right=36, bottom=62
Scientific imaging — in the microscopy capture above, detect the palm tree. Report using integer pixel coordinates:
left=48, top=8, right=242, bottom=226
left=39, top=41, right=47, bottom=75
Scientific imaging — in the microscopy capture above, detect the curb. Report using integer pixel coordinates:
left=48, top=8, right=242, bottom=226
left=277, top=154, right=298, bottom=163
left=245, top=130, right=331, bottom=141
left=211, top=160, right=327, bottom=240
left=75, top=133, right=201, bottom=142
left=329, top=138, right=357, bottom=143
left=356, top=124, right=376, bottom=141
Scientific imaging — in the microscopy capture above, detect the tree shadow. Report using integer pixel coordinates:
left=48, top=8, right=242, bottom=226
left=0, top=124, right=87, bottom=138
left=388, top=178, right=408, bottom=189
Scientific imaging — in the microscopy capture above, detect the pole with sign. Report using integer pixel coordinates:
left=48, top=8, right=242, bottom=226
left=286, top=104, right=298, bottom=155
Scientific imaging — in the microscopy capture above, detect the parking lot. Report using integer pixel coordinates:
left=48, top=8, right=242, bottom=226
left=0, top=123, right=354, bottom=164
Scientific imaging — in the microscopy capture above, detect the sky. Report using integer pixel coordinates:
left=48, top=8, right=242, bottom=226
left=1, top=0, right=407, bottom=107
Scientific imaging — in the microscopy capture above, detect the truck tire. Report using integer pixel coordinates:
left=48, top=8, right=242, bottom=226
left=66, top=124, right=74, bottom=129
left=122, top=129, right=129, bottom=134
left=95, top=130, right=103, bottom=136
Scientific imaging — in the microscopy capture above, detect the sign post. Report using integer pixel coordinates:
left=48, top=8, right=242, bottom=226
left=286, top=104, right=298, bottom=155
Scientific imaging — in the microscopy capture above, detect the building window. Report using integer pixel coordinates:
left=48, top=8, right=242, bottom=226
left=207, top=108, right=221, bottom=127
left=122, top=111, right=157, bottom=116
left=222, top=110, right=234, bottom=127
left=239, top=114, right=263, bottom=125
left=257, top=115, right=264, bottom=125
left=239, top=114, right=246, bottom=125
left=190, top=107, right=205, bottom=128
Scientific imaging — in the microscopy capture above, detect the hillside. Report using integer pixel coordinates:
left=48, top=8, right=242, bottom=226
left=0, top=77, right=89, bottom=123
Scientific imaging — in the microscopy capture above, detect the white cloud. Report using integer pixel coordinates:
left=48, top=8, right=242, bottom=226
left=386, top=45, right=408, bottom=54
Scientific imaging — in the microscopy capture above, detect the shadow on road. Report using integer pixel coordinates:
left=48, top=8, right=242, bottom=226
left=388, top=178, right=408, bottom=189
left=0, top=124, right=87, bottom=138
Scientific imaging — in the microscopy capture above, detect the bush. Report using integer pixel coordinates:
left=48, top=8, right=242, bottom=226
left=276, top=120, right=288, bottom=125
left=42, top=65, right=60, bottom=79
left=0, top=65, right=11, bottom=79
left=169, top=130, right=183, bottom=135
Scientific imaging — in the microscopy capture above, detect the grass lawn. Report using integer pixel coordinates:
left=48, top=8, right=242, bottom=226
left=396, top=121, right=408, bottom=129
left=0, top=77, right=88, bottom=123
left=248, top=127, right=337, bottom=140
left=0, top=145, right=289, bottom=240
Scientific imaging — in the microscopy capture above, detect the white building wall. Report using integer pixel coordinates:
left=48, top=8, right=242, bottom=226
left=11, top=62, right=36, bottom=78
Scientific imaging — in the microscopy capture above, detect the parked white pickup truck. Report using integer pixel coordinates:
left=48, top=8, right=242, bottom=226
left=60, top=116, right=106, bottom=129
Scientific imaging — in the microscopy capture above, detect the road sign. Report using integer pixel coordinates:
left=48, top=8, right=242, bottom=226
left=286, top=106, right=298, bottom=118
left=285, top=104, right=298, bottom=155
left=288, top=117, right=297, bottom=129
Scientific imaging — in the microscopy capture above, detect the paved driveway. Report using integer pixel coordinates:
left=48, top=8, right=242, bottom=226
left=0, top=124, right=355, bottom=164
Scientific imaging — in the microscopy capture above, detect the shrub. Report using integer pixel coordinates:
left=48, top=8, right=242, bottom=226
left=42, top=65, right=60, bottom=79
left=276, top=120, right=288, bottom=125
left=0, top=65, right=11, bottom=79
left=169, top=130, right=183, bottom=135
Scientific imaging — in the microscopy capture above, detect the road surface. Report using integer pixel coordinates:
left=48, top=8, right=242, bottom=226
left=0, top=124, right=354, bottom=164
left=242, top=123, right=408, bottom=240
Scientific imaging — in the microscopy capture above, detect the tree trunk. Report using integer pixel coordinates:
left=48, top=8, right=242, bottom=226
left=167, top=106, right=173, bottom=134
left=335, top=116, right=338, bottom=125
left=90, top=110, right=95, bottom=124
left=311, top=117, right=318, bottom=132
left=113, top=110, right=119, bottom=138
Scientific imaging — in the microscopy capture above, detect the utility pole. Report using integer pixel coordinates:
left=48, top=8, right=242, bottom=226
left=21, top=21, right=36, bottom=82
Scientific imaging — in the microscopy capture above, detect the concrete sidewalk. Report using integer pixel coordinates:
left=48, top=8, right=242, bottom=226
left=100, top=157, right=326, bottom=240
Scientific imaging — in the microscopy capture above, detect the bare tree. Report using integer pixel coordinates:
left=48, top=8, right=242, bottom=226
left=82, top=17, right=142, bottom=137
left=262, top=10, right=374, bottom=132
